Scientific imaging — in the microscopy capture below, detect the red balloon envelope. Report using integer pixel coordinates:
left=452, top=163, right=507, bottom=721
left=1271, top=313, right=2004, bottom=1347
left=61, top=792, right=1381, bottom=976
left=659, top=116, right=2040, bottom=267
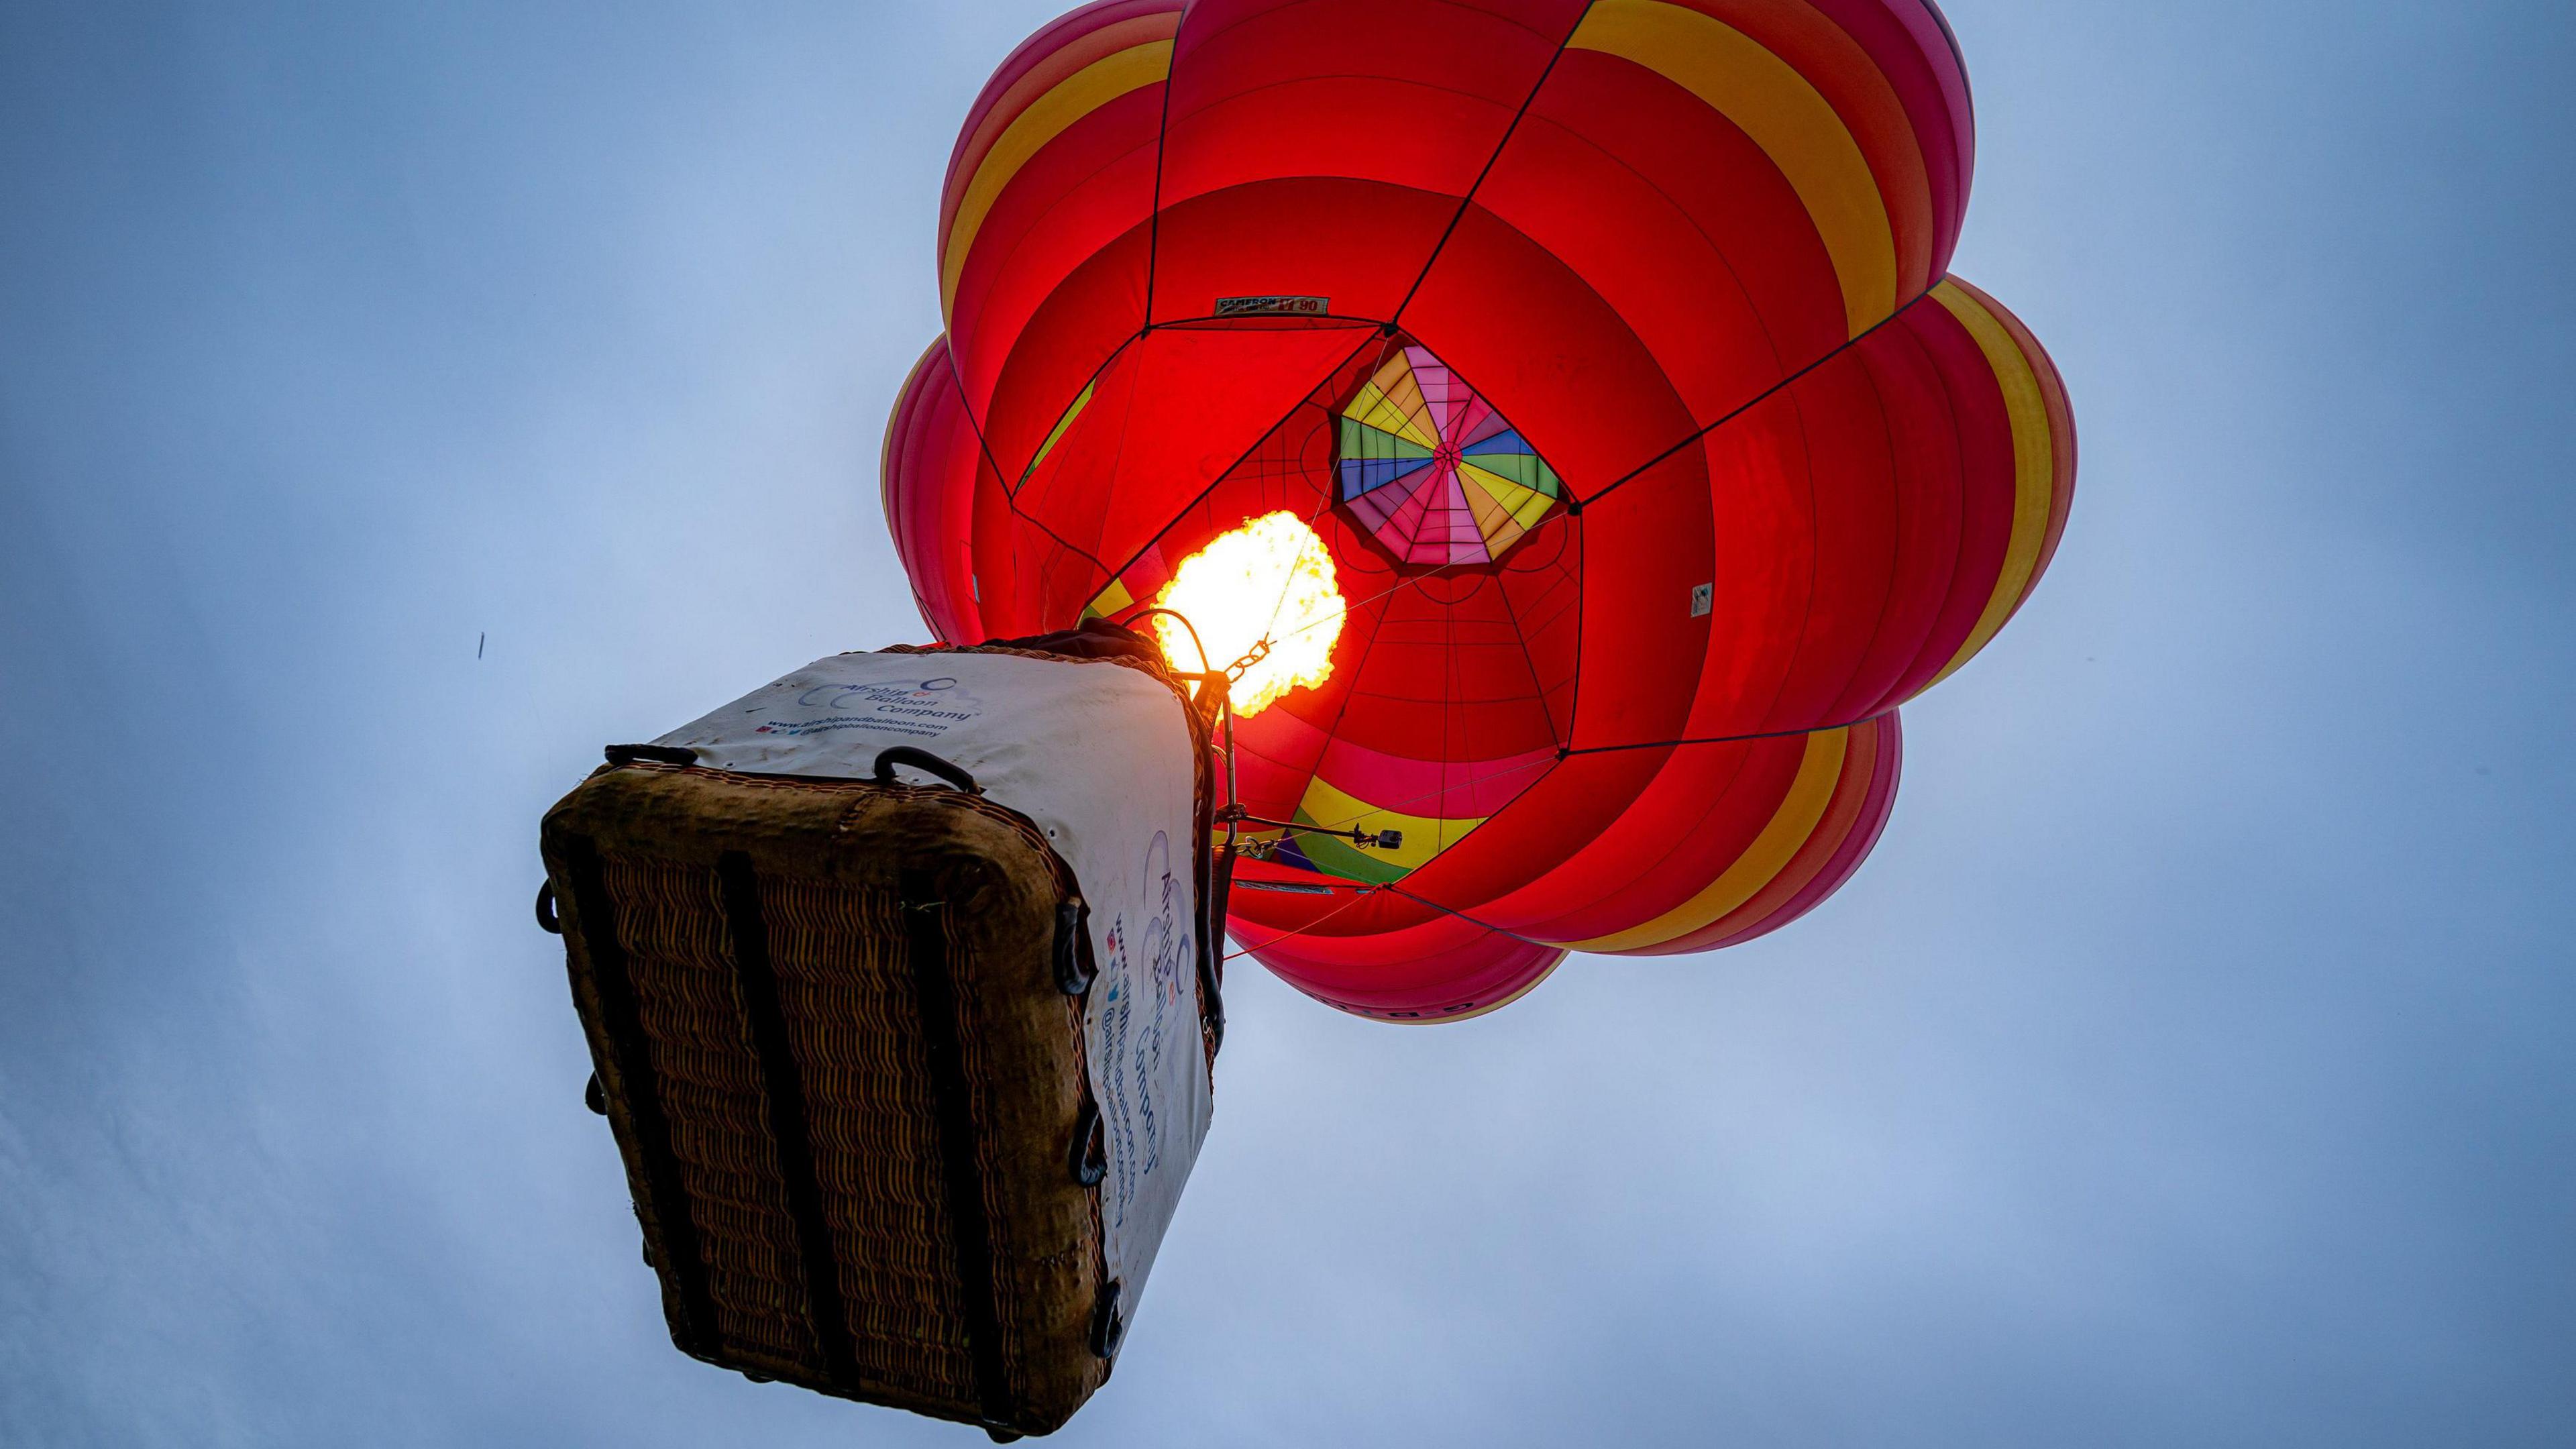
left=882, top=0, right=2075, bottom=1021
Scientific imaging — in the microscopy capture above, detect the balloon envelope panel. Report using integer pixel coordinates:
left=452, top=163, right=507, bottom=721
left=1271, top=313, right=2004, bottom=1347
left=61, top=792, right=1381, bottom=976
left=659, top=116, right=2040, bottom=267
left=882, top=0, right=2073, bottom=1019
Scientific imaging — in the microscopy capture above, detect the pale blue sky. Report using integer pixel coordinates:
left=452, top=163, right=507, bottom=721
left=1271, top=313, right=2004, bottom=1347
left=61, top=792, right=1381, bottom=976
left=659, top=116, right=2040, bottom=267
left=3, top=2, right=2571, bottom=1444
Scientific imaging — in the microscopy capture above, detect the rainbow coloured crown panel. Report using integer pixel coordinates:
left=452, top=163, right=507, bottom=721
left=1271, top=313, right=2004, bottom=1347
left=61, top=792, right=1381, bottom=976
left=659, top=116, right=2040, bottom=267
left=1334, top=345, right=1562, bottom=568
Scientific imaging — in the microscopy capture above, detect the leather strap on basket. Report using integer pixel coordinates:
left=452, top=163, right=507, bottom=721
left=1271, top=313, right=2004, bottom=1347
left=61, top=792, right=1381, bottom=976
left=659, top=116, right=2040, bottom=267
left=900, top=867, right=1016, bottom=1430
left=559, top=834, right=720, bottom=1358
left=717, top=851, right=862, bottom=1392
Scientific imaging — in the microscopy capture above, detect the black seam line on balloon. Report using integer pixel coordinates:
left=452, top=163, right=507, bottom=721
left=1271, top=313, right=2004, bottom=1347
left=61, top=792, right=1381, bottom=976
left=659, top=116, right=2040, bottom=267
left=1562, top=710, right=1893, bottom=757
left=1092, top=326, right=1387, bottom=593
left=1382, top=881, right=1559, bottom=951
left=1564, top=495, right=1588, bottom=741
left=941, top=345, right=1118, bottom=581
left=1003, top=329, right=1146, bottom=502
left=1220, top=883, right=1385, bottom=963
left=1489, top=551, right=1567, bottom=746
left=1024, top=312, right=1377, bottom=566
left=1389, top=0, right=1600, bottom=326
left=1292, top=749, right=1560, bottom=837
left=1577, top=288, right=1938, bottom=511
left=1142, top=13, right=1177, bottom=329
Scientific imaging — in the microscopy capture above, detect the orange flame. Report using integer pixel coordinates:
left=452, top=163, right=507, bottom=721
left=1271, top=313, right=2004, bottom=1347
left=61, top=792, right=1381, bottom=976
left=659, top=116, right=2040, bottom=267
left=1152, top=511, right=1345, bottom=716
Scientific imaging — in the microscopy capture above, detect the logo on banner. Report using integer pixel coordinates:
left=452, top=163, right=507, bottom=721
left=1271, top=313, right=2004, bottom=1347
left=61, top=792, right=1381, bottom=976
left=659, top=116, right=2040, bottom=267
left=746, top=676, right=985, bottom=740
left=1094, top=830, right=1193, bottom=1226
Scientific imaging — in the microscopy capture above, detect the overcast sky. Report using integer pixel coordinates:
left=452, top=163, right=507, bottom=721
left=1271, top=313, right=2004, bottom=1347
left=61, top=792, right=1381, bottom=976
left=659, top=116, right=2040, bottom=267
left=4, top=2, right=2572, bottom=1444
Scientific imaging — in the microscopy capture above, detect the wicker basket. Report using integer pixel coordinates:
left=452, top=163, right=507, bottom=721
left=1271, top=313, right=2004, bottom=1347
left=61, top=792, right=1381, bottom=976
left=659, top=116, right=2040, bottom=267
left=541, top=760, right=1120, bottom=1438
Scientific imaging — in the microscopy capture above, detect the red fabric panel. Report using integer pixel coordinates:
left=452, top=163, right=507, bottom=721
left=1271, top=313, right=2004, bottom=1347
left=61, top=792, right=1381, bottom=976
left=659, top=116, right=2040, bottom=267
left=880, top=340, right=987, bottom=643
left=1880, top=294, right=2017, bottom=702
left=1949, top=276, right=2079, bottom=596
left=1650, top=0, right=1939, bottom=299
left=949, top=99, right=1162, bottom=457
left=1010, top=324, right=1371, bottom=580
left=1402, top=204, right=1705, bottom=492
left=1323, top=571, right=1566, bottom=766
left=1152, top=0, right=1586, bottom=322
left=1647, top=709, right=1902, bottom=952
left=1826, top=315, right=1966, bottom=720
left=941, top=2, right=1183, bottom=242
left=1556, top=447, right=1713, bottom=753
left=1235, top=888, right=1565, bottom=1019
left=1478, top=734, right=1810, bottom=943
left=1495, top=517, right=1582, bottom=739
left=1383, top=748, right=1660, bottom=908
left=1146, top=178, right=1456, bottom=329
left=1798, top=0, right=1974, bottom=274
left=1228, top=582, right=1403, bottom=821
left=1748, top=356, right=1902, bottom=731
left=1488, top=49, right=1843, bottom=420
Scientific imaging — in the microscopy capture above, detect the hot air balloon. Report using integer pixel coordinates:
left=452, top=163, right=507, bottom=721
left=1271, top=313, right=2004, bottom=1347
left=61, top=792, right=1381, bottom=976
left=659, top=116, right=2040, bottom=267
left=537, top=1, right=2074, bottom=1434
left=884, top=0, right=2076, bottom=1023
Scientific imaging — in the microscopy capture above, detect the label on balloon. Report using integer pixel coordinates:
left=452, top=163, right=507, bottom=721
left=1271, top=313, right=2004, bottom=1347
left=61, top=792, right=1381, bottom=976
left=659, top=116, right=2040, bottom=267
left=653, top=648, right=1214, bottom=1319
left=1213, top=293, right=1329, bottom=317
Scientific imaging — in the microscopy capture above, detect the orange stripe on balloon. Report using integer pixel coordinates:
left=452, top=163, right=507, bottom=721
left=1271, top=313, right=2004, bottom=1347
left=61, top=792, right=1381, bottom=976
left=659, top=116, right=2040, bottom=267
left=1952, top=276, right=2080, bottom=595
left=1662, top=0, right=1936, bottom=301
left=1551, top=725, right=1850, bottom=952
left=940, top=39, right=1174, bottom=319
left=1638, top=712, right=1883, bottom=953
left=1926, top=278, right=2058, bottom=686
left=1568, top=0, right=1898, bottom=335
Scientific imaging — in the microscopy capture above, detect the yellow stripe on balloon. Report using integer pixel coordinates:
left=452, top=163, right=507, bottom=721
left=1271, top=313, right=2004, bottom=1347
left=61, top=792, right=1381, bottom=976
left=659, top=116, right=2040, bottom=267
left=1926, top=278, right=2057, bottom=687
left=1296, top=773, right=1487, bottom=874
left=1568, top=0, right=1897, bottom=337
left=1552, top=727, right=1849, bottom=952
left=941, top=40, right=1174, bottom=319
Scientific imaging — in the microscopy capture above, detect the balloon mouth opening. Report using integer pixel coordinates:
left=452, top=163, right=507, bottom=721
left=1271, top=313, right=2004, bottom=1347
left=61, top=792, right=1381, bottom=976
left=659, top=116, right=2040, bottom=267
left=1151, top=511, right=1346, bottom=716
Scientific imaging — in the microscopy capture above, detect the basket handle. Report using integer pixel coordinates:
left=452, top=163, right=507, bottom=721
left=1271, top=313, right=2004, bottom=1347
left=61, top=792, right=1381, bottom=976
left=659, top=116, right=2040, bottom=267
left=871, top=745, right=981, bottom=795
left=604, top=743, right=697, bottom=767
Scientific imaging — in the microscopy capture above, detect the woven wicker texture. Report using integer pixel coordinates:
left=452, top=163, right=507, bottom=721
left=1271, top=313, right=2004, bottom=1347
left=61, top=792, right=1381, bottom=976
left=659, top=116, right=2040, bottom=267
left=543, top=764, right=1111, bottom=1434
